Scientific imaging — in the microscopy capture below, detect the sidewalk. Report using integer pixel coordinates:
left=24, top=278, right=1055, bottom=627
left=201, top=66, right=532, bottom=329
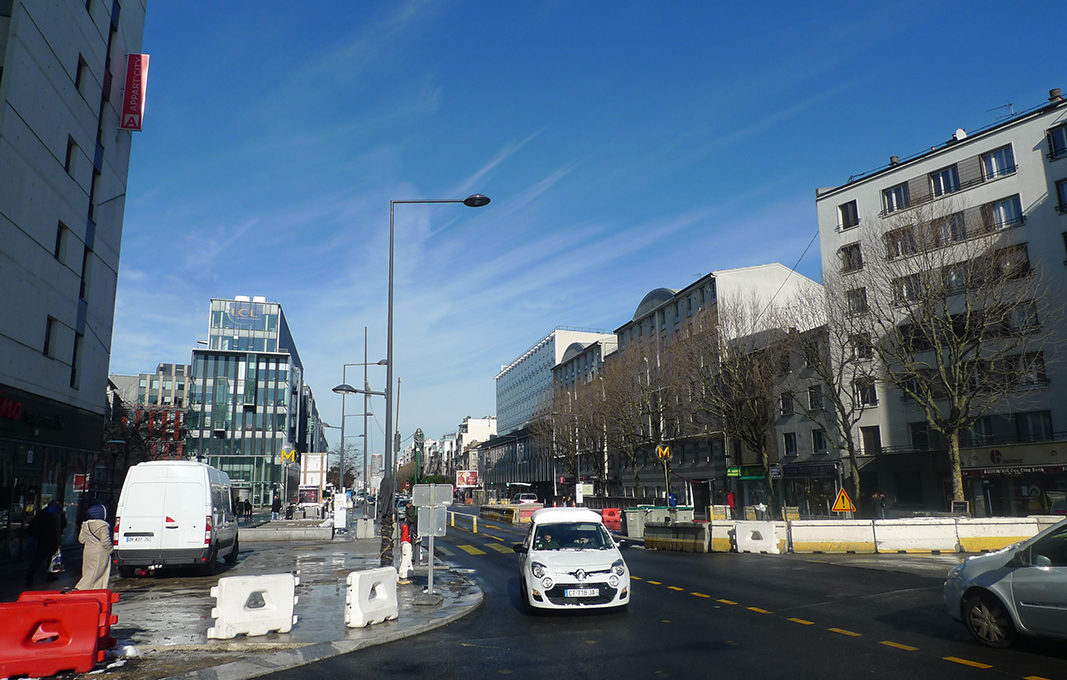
left=3, top=524, right=482, bottom=680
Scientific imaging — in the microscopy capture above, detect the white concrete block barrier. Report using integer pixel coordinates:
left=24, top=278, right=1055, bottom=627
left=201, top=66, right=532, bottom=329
left=734, top=521, right=785, bottom=554
left=789, top=520, right=877, bottom=554
left=207, top=573, right=300, bottom=639
left=873, top=518, right=958, bottom=553
left=709, top=520, right=735, bottom=552
left=345, top=567, right=399, bottom=628
left=954, top=517, right=1039, bottom=553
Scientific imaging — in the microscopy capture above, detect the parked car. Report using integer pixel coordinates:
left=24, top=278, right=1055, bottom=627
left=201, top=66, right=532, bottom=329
left=944, top=518, right=1067, bottom=647
left=114, top=461, right=240, bottom=576
left=513, top=493, right=538, bottom=504
left=513, top=507, right=630, bottom=611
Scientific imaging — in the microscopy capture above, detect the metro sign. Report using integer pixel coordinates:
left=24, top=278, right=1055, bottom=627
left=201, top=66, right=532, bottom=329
left=120, top=54, right=149, bottom=131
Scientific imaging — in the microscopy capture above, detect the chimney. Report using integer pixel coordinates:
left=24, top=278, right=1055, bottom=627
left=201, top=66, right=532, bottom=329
left=889, top=155, right=899, bottom=166
left=1050, top=88, right=1063, bottom=103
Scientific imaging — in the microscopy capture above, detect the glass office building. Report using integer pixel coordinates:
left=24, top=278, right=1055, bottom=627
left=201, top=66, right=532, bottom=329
left=186, top=297, right=314, bottom=506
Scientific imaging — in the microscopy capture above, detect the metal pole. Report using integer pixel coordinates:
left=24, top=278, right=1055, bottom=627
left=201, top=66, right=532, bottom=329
left=427, top=533, right=435, bottom=595
left=380, top=200, right=396, bottom=567
left=364, top=326, right=370, bottom=518
left=339, top=385, right=346, bottom=496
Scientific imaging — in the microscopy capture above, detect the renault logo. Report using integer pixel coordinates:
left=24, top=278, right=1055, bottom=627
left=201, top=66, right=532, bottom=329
left=575, top=569, right=586, bottom=581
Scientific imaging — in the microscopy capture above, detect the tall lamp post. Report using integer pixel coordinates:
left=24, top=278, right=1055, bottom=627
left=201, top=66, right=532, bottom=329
left=381, top=194, right=490, bottom=566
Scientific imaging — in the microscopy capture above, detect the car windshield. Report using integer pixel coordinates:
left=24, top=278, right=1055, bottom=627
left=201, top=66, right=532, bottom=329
left=533, top=522, right=612, bottom=550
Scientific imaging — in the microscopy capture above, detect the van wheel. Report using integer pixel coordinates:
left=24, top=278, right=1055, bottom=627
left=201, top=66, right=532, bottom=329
left=202, top=544, right=219, bottom=575
left=224, top=537, right=239, bottom=565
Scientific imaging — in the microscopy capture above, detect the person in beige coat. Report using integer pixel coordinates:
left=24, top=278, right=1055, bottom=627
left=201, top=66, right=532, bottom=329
left=75, top=503, right=113, bottom=590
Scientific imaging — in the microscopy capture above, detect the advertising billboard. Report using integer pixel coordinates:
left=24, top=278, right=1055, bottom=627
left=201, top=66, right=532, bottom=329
left=456, top=470, right=479, bottom=488
left=120, top=54, right=149, bottom=131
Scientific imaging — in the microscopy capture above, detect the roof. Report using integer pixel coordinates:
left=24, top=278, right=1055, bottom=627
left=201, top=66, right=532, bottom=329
left=531, top=507, right=604, bottom=524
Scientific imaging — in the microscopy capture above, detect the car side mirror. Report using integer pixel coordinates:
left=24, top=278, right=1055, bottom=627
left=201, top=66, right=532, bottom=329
left=513, top=543, right=527, bottom=554
left=615, top=539, right=628, bottom=549
left=1033, top=553, right=1052, bottom=568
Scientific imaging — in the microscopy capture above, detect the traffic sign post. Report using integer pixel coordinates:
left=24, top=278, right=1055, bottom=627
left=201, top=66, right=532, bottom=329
left=656, top=446, right=672, bottom=499
left=831, top=488, right=856, bottom=514
left=413, top=484, right=453, bottom=603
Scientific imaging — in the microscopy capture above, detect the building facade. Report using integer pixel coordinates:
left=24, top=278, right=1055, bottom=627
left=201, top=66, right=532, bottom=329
left=185, top=297, right=320, bottom=506
left=815, top=88, right=1067, bottom=516
left=0, top=0, right=146, bottom=557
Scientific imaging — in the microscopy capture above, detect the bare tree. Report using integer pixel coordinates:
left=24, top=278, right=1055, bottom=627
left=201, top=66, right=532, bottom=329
left=843, top=204, right=1057, bottom=503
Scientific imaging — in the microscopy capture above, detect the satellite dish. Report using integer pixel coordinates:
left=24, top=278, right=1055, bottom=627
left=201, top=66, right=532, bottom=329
left=954, top=128, right=967, bottom=140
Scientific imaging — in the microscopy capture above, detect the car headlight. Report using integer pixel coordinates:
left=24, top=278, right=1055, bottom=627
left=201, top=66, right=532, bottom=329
left=531, top=562, right=547, bottom=579
left=611, top=559, right=626, bottom=576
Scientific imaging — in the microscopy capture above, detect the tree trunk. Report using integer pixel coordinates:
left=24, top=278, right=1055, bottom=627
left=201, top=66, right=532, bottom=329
left=948, top=430, right=965, bottom=503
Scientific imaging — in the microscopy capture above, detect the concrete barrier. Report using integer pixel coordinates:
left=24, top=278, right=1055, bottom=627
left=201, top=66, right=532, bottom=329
left=344, top=567, right=398, bottom=628
left=873, top=518, right=958, bottom=553
left=735, top=521, right=786, bottom=554
left=707, top=505, right=732, bottom=520
left=954, top=517, right=1039, bottom=552
left=354, top=518, right=375, bottom=539
left=789, top=520, right=876, bottom=554
left=1032, top=515, right=1067, bottom=533
left=708, top=520, right=735, bottom=552
left=478, top=506, right=516, bottom=524
left=239, top=525, right=333, bottom=542
left=644, top=522, right=709, bottom=552
left=208, top=573, right=299, bottom=639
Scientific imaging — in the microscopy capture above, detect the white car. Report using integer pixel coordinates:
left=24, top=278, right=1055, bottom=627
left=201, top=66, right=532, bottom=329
left=513, top=507, right=630, bottom=611
left=513, top=493, right=538, bottom=504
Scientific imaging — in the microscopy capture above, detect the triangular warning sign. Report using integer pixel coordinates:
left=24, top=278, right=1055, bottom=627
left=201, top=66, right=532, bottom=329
left=831, top=488, right=856, bottom=513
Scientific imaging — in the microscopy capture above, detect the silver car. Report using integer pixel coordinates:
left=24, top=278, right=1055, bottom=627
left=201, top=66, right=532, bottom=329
left=944, top=518, right=1067, bottom=647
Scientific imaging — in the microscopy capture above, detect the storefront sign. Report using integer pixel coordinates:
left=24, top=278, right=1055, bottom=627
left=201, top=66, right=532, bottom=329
left=964, top=465, right=1067, bottom=477
left=782, top=462, right=838, bottom=479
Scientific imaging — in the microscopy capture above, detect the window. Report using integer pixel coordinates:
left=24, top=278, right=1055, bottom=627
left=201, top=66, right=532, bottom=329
left=1056, top=179, right=1067, bottom=214
left=807, top=385, right=823, bottom=410
left=981, top=195, right=1023, bottom=230
left=839, top=243, right=863, bottom=272
left=1007, top=300, right=1039, bottom=333
left=811, top=429, right=827, bottom=454
left=75, top=55, right=89, bottom=98
left=882, top=182, right=909, bottom=213
left=780, top=392, right=794, bottom=415
left=1011, top=352, right=1046, bottom=387
left=783, top=432, right=797, bottom=457
left=846, top=288, right=868, bottom=315
left=1048, top=124, right=1067, bottom=160
left=69, top=332, right=83, bottom=388
left=854, top=378, right=878, bottom=406
left=1016, top=411, right=1052, bottom=442
left=992, top=243, right=1030, bottom=280
left=64, top=137, right=78, bottom=175
left=43, top=317, right=57, bottom=357
left=929, top=164, right=960, bottom=196
left=931, top=213, right=966, bottom=245
left=941, top=262, right=969, bottom=293
left=850, top=333, right=873, bottom=360
left=839, top=200, right=859, bottom=229
left=982, top=145, right=1015, bottom=179
left=891, top=273, right=921, bottom=304
left=861, top=426, right=882, bottom=455
left=909, top=422, right=942, bottom=450
left=54, top=221, right=67, bottom=260
left=885, top=227, right=916, bottom=259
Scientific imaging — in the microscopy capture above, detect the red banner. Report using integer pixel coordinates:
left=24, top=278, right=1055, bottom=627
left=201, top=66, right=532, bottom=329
left=120, top=54, right=149, bottom=131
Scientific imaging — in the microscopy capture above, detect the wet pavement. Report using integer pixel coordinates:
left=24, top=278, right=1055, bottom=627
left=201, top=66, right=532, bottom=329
left=2, top=515, right=483, bottom=680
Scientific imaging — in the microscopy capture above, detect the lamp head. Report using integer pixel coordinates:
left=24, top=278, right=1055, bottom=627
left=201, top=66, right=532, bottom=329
left=332, top=383, right=359, bottom=395
left=463, top=194, right=491, bottom=208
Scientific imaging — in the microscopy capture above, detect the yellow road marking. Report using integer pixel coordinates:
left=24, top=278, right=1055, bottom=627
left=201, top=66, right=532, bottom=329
left=667, top=586, right=684, bottom=591
left=880, top=641, right=918, bottom=651
left=747, top=607, right=772, bottom=614
left=484, top=533, right=505, bottom=541
left=435, top=545, right=454, bottom=556
left=457, top=544, right=486, bottom=555
left=691, top=592, right=711, bottom=598
left=717, top=599, right=737, bottom=605
left=647, top=580, right=662, bottom=585
left=660, top=619, right=671, bottom=623
left=944, top=657, right=992, bottom=669
left=828, top=627, right=861, bottom=637
left=1024, top=676, right=1053, bottom=680
left=488, top=543, right=513, bottom=553
left=630, top=576, right=642, bottom=580
left=585, top=640, right=598, bottom=645
left=788, top=618, right=814, bottom=625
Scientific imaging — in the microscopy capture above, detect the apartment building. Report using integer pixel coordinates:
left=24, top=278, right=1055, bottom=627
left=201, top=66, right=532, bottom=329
left=815, top=88, right=1067, bottom=517
left=0, top=1, right=146, bottom=555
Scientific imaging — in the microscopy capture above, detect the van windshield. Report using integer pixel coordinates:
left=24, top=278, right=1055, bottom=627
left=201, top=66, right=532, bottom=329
left=533, top=522, right=612, bottom=550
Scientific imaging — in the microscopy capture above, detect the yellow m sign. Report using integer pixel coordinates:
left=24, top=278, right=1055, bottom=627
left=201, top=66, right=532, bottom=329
left=656, top=445, right=671, bottom=461
left=280, top=448, right=296, bottom=463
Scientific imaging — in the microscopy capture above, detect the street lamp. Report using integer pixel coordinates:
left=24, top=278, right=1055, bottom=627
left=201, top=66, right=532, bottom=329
left=381, top=194, right=490, bottom=566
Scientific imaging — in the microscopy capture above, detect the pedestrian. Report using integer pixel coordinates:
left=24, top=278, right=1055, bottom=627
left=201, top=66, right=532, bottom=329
left=25, top=500, right=66, bottom=587
left=726, top=490, right=736, bottom=518
left=271, top=495, right=281, bottom=520
left=75, top=503, right=112, bottom=590
left=243, top=498, right=252, bottom=519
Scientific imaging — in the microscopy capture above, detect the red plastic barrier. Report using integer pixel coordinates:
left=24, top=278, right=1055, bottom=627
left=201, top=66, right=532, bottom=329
left=400, top=522, right=411, bottom=543
left=20, top=589, right=120, bottom=651
left=0, top=599, right=104, bottom=677
left=602, top=507, right=622, bottom=532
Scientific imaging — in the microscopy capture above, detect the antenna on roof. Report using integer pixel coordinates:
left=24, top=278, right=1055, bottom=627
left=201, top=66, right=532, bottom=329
left=986, top=103, right=1015, bottom=120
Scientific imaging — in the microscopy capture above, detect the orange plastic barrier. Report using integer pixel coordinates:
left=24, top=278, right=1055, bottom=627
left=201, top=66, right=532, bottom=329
left=20, top=589, right=120, bottom=651
left=0, top=599, right=105, bottom=677
left=602, top=507, right=622, bottom=531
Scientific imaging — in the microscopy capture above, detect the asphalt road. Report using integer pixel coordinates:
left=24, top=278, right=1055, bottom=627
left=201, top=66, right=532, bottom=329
left=266, top=508, right=1067, bottom=680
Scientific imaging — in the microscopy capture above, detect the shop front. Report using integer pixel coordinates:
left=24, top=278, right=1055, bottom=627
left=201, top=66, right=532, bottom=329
left=781, top=461, right=842, bottom=518
left=963, top=441, right=1067, bottom=517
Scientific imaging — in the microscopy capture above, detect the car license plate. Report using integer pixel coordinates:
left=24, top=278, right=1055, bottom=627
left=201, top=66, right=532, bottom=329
left=565, top=588, right=598, bottom=597
left=125, top=536, right=151, bottom=543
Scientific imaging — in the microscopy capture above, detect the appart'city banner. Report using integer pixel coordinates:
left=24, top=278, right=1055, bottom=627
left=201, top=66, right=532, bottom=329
left=120, top=54, right=149, bottom=131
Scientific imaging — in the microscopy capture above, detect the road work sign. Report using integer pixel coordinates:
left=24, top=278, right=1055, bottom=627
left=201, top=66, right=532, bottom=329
left=831, top=488, right=856, bottom=513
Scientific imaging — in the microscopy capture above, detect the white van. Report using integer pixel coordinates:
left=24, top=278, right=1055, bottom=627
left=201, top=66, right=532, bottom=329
left=114, top=461, right=239, bottom=575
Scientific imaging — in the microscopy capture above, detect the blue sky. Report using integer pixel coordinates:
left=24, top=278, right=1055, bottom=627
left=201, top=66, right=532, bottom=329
left=113, top=0, right=1062, bottom=453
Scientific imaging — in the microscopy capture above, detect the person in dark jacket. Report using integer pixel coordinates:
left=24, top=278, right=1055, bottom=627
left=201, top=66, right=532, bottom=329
left=271, top=495, right=282, bottom=520
left=25, top=501, right=66, bottom=586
